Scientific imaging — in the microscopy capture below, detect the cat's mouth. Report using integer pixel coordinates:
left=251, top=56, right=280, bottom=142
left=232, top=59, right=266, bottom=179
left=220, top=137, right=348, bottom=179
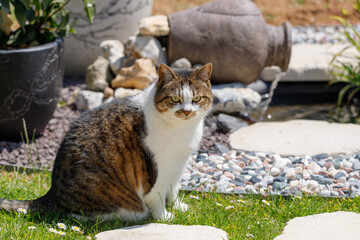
left=175, top=109, right=197, bottom=120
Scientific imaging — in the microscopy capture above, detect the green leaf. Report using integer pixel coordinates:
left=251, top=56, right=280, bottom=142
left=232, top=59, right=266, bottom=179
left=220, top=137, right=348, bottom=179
left=13, top=1, right=27, bottom=28
left=58, top=11, right=69, bottom=30
left=83, top=0, right=95, bottom=24
left=26, top=8, right=35, bottom=23
left=33, top=0, right=41, bottom=12
left=337, top=85, right=352, bottom=107
left=0, top=29, right=9, bottom=48
left=19, top=0, right=30, bottom=8
left=347, top=87, right=360, bottom=104
left=42, top=0, right=52, bottom=10
left=0, top=0, right=10, bottom=13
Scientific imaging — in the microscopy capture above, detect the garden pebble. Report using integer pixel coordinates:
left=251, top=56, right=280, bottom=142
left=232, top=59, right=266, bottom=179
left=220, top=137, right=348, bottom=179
left=180, top=150, right=360, bottom=198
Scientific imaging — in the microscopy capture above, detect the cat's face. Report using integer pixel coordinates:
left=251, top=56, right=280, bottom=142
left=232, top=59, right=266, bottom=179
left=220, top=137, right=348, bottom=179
left=154, top=63, right=213, bottom=122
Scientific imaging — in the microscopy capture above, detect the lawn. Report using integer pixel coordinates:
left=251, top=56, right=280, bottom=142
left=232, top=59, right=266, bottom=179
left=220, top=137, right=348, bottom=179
left=1, top=169, right=360, bottom=239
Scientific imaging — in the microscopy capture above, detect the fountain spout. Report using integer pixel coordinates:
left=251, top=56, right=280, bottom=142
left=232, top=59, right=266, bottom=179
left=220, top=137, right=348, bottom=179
left=265, top=23, right=292, bottom=72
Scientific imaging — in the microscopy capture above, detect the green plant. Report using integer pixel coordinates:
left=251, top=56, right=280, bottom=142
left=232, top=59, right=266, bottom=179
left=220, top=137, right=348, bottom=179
left=329, top=0, right=360, bottom=107
left=0, top=0, right=95, bottom=49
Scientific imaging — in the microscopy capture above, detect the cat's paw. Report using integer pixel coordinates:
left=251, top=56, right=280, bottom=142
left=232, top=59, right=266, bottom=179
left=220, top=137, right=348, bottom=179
left=173, top=200, right=189, bottom=212
left=162, top=211, right=175, bottom=221
left=151, top=209, right=174, bottom=221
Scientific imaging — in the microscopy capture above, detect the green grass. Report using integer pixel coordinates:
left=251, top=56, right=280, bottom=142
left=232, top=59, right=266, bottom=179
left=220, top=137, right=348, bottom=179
left=1, top=169, right=360, bottom=239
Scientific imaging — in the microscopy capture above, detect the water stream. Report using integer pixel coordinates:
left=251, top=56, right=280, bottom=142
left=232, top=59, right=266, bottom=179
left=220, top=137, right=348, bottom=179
left=255, top=71, right=285, bottom=122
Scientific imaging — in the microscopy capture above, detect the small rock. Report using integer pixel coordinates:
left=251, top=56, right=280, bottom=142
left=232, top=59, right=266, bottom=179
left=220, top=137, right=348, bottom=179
left=224, top=171, right=235, bottom=180
left=274, top=176, right=285, bottom=182
left=112, top=59, right=157, bottom=90
left=211, top=87, right=261, bottom=114
left=323, top=161, right=333, bottom=169
left=273, top=182, right=288, bottom=190
left=333, top=159, right=342, bottom=169
left=333, top=170, right=346, bottom=180
left=307, top=180, right=319, bottom=191
left=302, top=170, right=311, bottom=180
left=139, top=15, right=170, bottom=37
left=308, top=162, right=321, bottom=174
left=294, top=166, right=303, bottom=174
left=209, top=155, right=225, bottom=163
left=290, top=180, right=300, bottom=189
left=342, top=160, right=352, bottom=169
left=100, top=40, right=125, bottom=75
left=249, top=176, right=261, bottom=184
left=352, top=159, right=360, bottom=170
left=285, top=169, right=296, bottom=181
left=214, top=143, right=230, bottom=155
left=124, top=36, right=167, bottom=66
left=170, top=58, right=192, bottom=69
left=114, top=88, right=142, bottom=98
left=320, top=190, right=331, bottom=197
left=74, top=90, right=104, bottom=111
left=182, top=173, right=191, bottom=181
left=312, top=153, right=329, bottom=160
left=103, top=87, right=114, bottom=98
left=311, top=174, right=333, bottom=185
left=195, top=161, right=204, bottom=169
left=217, top=113, right=248, bottom=133
left=270, top=167, right=281, bottom=177
left=86, top=56, right=111, bottom=92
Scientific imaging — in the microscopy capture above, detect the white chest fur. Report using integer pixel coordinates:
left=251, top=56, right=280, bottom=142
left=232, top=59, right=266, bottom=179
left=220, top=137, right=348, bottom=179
left=132, top=84, right=205, bottom=220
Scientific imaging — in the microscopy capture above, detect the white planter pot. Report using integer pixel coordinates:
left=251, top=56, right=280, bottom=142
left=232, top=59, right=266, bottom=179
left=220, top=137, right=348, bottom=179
left=64, top=0, right=153, bottom=76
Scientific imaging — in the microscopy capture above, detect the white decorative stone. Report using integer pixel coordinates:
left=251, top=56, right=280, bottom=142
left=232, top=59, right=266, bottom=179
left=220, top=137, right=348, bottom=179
left=63, top=0, right=153, bottom=75
left=139, top=15, right=170, bottom=37
left=114, top=88, right=142, bottom=98
left=285, top=169, right=296, bottom=181
left=86, top=56, right=111, bottom=92
left=100, top=40, right=125, bottom=75
left=211, top=87, right=261, bottom=114
left=170, top=58, right=192, bottom=69
left=95, top=224, right=228, bottom=240
left=75, top=90, right=104, bottom=111
left=124, top=35, right=167, bottom=66
left=270, top=167, right=281, bottom=177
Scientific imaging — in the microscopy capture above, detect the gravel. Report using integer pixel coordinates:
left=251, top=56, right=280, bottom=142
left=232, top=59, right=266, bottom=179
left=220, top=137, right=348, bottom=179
left=181, top=151, right=360, bottom=198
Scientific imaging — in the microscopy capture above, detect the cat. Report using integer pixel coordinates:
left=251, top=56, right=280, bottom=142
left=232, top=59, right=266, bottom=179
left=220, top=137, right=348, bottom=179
left=0, top=63, right=213, bottom=221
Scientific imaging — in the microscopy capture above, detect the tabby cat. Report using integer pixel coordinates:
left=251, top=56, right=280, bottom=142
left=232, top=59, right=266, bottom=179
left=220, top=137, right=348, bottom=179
left=0, top=63, right=213, bottom=221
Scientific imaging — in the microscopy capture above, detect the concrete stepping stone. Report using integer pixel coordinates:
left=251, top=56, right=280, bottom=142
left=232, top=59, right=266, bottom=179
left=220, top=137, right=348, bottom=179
left=229, top=120, right=360, bottom=156
left=94, top=223, right=228, bottom=240
left=261, top=43, right=358, bottom=82
left=274, top=211, right=360, bottom=240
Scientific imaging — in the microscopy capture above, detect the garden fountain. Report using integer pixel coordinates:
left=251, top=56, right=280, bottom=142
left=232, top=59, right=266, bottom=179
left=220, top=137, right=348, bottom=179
left=168, top=0, right=292, bottom=85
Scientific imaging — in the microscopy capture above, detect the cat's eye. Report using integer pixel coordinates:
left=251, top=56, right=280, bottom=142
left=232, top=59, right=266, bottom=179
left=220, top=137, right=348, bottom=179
left=193, top=96, right=202, bottom=102
left=171, top=96, right=181, bottom=103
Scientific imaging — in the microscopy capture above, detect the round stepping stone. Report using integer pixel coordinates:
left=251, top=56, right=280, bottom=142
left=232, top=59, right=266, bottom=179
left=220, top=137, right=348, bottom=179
left=95, top=223, right=228, bottom=240
left=274, top=211, right=360, bottom=240
left=229, top=120, right=360, bottom=156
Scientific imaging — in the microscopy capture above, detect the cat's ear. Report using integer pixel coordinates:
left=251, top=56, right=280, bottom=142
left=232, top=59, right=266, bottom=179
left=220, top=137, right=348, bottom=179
left=157, top=64, right=178, bottom=87
left=192, top=63, right=212, bottom=87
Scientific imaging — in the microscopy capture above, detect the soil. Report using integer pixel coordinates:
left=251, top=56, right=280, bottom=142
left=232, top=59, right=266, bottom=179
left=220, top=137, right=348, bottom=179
left=152, top=0, right=360, bottom=26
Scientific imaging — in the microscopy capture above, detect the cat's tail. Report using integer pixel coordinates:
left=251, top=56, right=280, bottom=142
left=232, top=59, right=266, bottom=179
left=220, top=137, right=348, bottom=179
left=0, top=194, right=53, bottom=213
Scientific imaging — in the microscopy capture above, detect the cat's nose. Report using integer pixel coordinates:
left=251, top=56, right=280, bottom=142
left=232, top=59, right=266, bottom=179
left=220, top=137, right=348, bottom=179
left=183, top=110, right=192, bottom=116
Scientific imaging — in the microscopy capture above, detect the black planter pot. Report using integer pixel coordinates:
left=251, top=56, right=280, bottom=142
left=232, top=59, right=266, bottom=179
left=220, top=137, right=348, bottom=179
left=0, top=38, right=64, bottom=141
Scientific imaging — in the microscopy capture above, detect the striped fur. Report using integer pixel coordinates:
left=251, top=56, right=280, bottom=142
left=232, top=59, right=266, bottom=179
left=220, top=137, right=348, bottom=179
left=0, top=63, right=213, bottom=221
